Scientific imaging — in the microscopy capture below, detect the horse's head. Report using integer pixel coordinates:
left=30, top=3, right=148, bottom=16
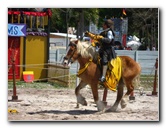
left=63, top=38, right=80, bottom=67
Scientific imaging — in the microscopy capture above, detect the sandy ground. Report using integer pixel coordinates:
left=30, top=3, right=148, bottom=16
left=8, top=87, right=159, bottom=121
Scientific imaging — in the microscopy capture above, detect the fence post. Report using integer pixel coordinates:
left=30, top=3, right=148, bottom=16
left=11, top=60, right=18, bottom=101
left=135, top=51, right=138, bottom=62
left=56, top=49, right=59, bottom=62
left=152, top=58, right=158, bottom=95
left=8, top=59, right=22, bottom=102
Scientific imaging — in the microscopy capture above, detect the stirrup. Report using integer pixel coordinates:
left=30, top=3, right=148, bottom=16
left=99, top=76, right=106, bottom=83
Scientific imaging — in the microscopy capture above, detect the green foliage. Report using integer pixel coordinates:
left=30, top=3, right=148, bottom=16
left=127, top=8, right=158, bottom=49
left=98, top=8, right=123, bottom=26
left=50, top=8, right=158, bottom=49
left=50, top=8, right=99, bottom=32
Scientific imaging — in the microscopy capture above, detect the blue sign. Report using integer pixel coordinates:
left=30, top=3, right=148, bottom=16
left=8, top=23, right=26, bottom=37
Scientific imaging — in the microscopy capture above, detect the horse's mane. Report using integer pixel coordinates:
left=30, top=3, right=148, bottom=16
left=76, top=41, right=98, bottom=61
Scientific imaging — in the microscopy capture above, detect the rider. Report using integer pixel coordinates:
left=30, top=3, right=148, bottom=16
left=98, top=19, right=116, bottom=82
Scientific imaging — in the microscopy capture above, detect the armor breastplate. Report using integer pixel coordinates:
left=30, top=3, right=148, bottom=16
left=100, top=28, right=111, bottom=37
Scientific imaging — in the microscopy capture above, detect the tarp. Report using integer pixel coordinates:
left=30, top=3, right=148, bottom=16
left=127, top=35, right=142, bottom=50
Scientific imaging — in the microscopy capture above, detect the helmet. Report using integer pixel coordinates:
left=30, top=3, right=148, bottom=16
left=104, top=19, right=114, bottom=28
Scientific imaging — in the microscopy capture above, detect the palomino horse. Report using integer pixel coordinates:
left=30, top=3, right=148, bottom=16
left=63, top=39, right=141, bottom=112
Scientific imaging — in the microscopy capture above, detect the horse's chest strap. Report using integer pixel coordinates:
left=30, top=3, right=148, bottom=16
left=77, top=58, right=92, bottom=76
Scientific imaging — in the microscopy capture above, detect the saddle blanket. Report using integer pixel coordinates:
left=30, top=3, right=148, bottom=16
left=103, top=56, right=122, bottom=91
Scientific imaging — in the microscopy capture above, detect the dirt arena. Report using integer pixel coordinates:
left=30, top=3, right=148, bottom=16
left=8, top=85, right=159, bottom=121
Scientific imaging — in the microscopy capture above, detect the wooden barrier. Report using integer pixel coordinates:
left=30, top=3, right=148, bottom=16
left=47, top=64, right=70, bottom=87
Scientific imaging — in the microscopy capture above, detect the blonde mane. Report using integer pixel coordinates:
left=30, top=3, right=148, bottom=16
left=76, top=41, right=98, bottom=60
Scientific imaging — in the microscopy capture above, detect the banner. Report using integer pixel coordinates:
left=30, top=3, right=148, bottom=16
left=8, top=23, right=26, bottom=37
left=122, top=34, right=127, bottom=47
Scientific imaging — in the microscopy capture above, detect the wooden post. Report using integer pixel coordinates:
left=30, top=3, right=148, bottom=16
left=24, top=15, right=26, bottom=24
left=43, top=16, right=44, bottom=29
left=152, top=58, right=158, bottom=95
left=11, top=59, right=18, bottom=101
left=36, top=16, right=38, bottom=29
left=146, top=58, right=158, bottom=97
left=8, top=42, right=22, bottom=102
left=30, top=15, right=32, bottom=29
left=12, top=14, right=14, bottom=23
left=18, top=14, right=20, bottom=23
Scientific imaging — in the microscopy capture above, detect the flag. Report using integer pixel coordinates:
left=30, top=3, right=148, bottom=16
left=123, top=9, right=127, bottom=16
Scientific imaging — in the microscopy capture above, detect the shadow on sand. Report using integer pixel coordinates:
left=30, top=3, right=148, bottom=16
left=27, top=109, right=97, bottom=115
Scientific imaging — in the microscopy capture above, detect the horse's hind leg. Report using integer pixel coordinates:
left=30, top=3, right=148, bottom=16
left=120, top=79, right=134, bottom=109
left=75, top=80, right=87, bottom=108
left=107, top=78, right=124, bottom=112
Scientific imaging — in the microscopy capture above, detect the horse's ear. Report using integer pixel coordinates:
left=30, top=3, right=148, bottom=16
left=70, top=38, right=78, bottom=45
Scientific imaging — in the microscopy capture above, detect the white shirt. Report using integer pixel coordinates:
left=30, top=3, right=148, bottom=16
left=107, top=30, right=114, bottom=40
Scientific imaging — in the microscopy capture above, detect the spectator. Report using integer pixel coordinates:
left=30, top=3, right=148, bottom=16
left=146, top=46, right=150, bottom=51
left=152, top=45, right=156, bottom=51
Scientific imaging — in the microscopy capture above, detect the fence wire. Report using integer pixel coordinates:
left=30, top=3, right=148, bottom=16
left=8, top=62, right=158, bottom=91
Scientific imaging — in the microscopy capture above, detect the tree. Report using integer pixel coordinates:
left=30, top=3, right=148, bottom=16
left=50, top=8, right=158, bottom=50
left=97, top=8, right=123, bottom=27
left=50, top=8, right=99, bottom=34
left=127, top=8, right=158, bottom=50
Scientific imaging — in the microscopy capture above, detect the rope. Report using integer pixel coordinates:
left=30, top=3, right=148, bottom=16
left=8, top=62, right=157, bottom=84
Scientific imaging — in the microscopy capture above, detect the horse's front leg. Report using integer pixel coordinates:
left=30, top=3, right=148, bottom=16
left=91, top=83, right=106, bottom=112
left=75, top=80, right=88, bottom=108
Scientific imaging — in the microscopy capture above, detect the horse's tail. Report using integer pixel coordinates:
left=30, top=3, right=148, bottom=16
left=132, top=62, right=142, bottom=89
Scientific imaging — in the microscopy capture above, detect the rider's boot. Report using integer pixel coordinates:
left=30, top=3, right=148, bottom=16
left=99, top=65, right=108, bottom=83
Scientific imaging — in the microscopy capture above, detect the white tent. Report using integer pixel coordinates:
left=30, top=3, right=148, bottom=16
left=127, top=35, right=142, bottom=50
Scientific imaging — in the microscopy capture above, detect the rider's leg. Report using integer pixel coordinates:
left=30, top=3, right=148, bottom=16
left=99, top=64, right=108, bottom=82
left=99, top=52, right=108, bottom=82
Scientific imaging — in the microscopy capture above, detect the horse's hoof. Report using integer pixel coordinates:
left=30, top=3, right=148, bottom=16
left=120, top=99, right=127, bottom=109
left=77, top=95, right=87, bottom=106
left=121, top=103, right=127, bottom=109
left=97, top=101, right=106, bottom=112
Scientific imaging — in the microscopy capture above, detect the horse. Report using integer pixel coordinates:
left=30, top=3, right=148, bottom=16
left=63, top=39, right=141, bottom=112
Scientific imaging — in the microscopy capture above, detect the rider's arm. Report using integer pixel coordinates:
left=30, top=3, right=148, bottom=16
left=100, top=30, right=114, bottom=44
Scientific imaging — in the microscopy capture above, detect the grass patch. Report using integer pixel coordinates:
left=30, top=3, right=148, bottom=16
left=8, top=81, right=68, bottom=89
left=8, top=74, right=158, bottom=91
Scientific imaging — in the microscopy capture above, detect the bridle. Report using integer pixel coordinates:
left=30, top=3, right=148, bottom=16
left=63, top=42, right=80, bottom=65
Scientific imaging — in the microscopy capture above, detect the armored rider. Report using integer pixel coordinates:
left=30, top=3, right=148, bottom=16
left=98, top=19, right=116, bottom=82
